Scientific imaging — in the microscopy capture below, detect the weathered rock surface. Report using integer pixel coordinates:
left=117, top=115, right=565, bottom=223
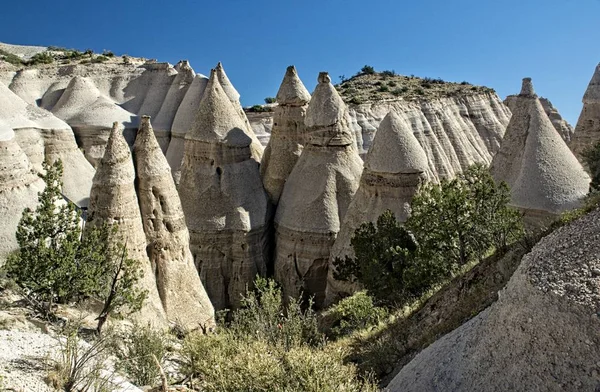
left=571, top=63, right=600, bottom=165
left=505, top=94, right=574, bottom=142
left=274, top=72, right=363, bottom=307
left=87, top=123, right=167, bottom=327
left=260, top=66, right=311, bottom=204
left=246, top=109, right=273, bottom=146
left=179, top=70, right=269, bottom=311
left=0, top=120, right=45, bottom=260
left=325, top=111, right=429, bottom=305
left=388, top=207, right=600, bottom=392
left=0, top=81, right=94, bottom=207
left=133, top=116, right=215, bottom=329
left=491, top=78, right=590, bottom=226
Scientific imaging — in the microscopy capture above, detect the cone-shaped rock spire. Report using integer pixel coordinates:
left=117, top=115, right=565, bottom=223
left=274, top=72, right=363, bottom=307
left=178, top=69, right=269, bottom=311
left=325, top=111, right=429, bottom=304
left=491, top=78, right=590, bottom=226
left=215, top=62, right=264, bottom=161
left=133, top=116, right=215, bottom=329
left=571, top=63, right=600, bottom=165
left=260, top=66, right=311, bottom=204
left=0, top=120, right=45, bottom=259
left=87, top=122, right=167, bottom=327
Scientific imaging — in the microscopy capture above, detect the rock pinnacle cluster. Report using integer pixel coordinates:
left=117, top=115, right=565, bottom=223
left=274, top=72, right=363, bottom=307
left=179, top=69, right=269, bottom=311
left=261, top=65, right=311, bottom=204
left=325, top=111, right=429, bottom=304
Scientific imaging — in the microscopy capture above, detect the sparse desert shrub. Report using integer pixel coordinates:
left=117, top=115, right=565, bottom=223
left=110, top=323, right=168, bottom=387
left=378, top=85, right=389, bottom=92
left=381, top=70, right=396, bottom=77
left=91, top=55, right=108, bottom=63
left=387, top=81, right=397, bottom=87
left=248, top=104, right=273, bottom=113
left=27, top=52, right=54, bottom=65
left=360, top=65, right=375, bottom=75
left=121, top=55, right=131, bottom=64
left=349, top=96, right=364, bottom=105
left=583, top=141, right=600, bottom=192
left=264, top=96, right=277, bottom=104
left=461, top=81, right=470, bottom=85
left=102, top=50, right=115, bottom=57
left=414, top=88, right=425, bottom=95
left=323, top=291, right=387, bottom=338
left=0, top=49, right=23, bottom=66
left=392, top=87, right=408, bottom=96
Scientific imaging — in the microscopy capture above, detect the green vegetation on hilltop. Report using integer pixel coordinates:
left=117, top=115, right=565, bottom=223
left=336, top=65, right=496, bottom=104
left=0, top=49, right=24, bottom=66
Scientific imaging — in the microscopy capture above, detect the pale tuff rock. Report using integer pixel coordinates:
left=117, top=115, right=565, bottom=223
left=388, top=208, right=600, bottom=392
left=491, top=78, right=589, bottom=225
left=274, top=72, right=363, bottom=307
left=0, top=120, right=45, bottom=260
left=571, top=63, right=600, bottom=164
left=166, top=74, right=209, bottom=185
left=0, top=81, right=94, bottom=207
left=325, top=111, right=429, bottom=304
left=246, top=109, right=273, bottom=146
left=52, top=76, right=137, bottom=168
left=261, top=66, right=311, bottom=204
left=505, top=95, right=574, bottom=142
left=152, top=61, right=195, bottom=153
left=178, top=70, right=269, bottom=311
left=87, top=123, right=167, bottom=327
left=133, top=116, right=215, bottom=329
left=215, top=62, right=264, bottom=162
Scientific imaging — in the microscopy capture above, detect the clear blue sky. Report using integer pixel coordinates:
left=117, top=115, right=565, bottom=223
left=1, top=0, right=598, bottom=124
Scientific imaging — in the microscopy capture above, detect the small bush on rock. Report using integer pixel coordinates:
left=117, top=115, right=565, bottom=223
left=323, top=291, right=387, bottom=338
left=264, top=96, right=277, bottom=104
left=28, top=52, right=54, bottom=65
left=360, top=65, right=375, bottom=75
left=583, top=141, right=600, bottom=192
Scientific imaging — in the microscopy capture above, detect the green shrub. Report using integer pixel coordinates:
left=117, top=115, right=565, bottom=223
left=583, top=141, right=600, bottom=192
left=360, top=65, right=375, bottom=75
left=91, top=55, right=108, bottom=63
left=102, top=50, right=115, bottom=57
left=0, top=49, right=23, bottom=66
left=381, top=70, right=396, bottom=77
left=349, top=96, right=364, bottom=105
left=264, top=96, right=277, bottom=104
left=387, top=81, right=397, bottom=87
left=28, top=52, right=54, bottom=65
left=324, top=291, right=387, bottom=338
left=378, top=85, right=389, bottom=92
left=248, top=104, right=273, bottom=113
left=111, top=324, right=168, bottom=387
left=392, top=87, right=408, bottom=96
left=414, top=88, right=425, bottom=95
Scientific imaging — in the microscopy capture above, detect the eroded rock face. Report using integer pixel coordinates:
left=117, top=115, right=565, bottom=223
left=491, top=78, right=590, bottom=226
left=260, top=66, right=311, bottom=204
left=274, top=72, right=363, bottom=308
left=87, top=123, right=166, bottom=328
left=133, top=116, right=215, bottom=329
left=178, top=70, right=269, bottom=311
left=0, top=120, right=45, bottom=260
left=505, top=95, right=574, bottom=142
left=571, top=63, right=600, bottom=165
left=0, top=81, right=94, bottom=207
left=388, top=207, right=600, bottom=392
left=325, top=111, right=429, bottom=305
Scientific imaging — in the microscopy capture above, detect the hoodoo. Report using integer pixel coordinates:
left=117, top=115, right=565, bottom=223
left=261, top=65, right=311, bottom=204
left=0, top=120, right=45, bottom=260
left=215, top=62, right=264, bottom=162
left=87, top=122, right=167, bottom=327
left=571, top=63, right=600, bottom=164
left=325, top=111, right=429, bottom=305
left=166, top=74, right=209, bottom=185
left=274, top=72, right=363, bottom=308
left=491, top=78, right=590, bottom=226
left=178, top=69, right=269, bottom=311
left=133, top=116, right=215, bottom=329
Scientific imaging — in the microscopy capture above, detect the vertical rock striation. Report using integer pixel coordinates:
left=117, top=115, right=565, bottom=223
left=179, top=70, right=269, bottom=311
left=491, top=78, right=590, bottom=226
left=133, top=116, right=215, bottom=329
left=0, top=120, right=45, bottom=260
left=260, top=65, right=311, bottom=204
left=274, top=72, right=363, bottom=308
left=87, top=122, right=167, bottom=327
left=325, top=111, right=429, bottom=305
left=571, top=63, right=600, bottom=164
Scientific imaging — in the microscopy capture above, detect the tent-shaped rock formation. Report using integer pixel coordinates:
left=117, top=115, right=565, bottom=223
left=87, top=122, right=167, bottom=327
left=325, top=111, right=429, bottom=305
left=0, top=120, right=45, bottom=260
left=388, top=207, right=600, bottom=392
left=261, top=65, right=311, bottom=204
left=178, top=69, right=269, bottom=311
left=491, top=78, right=590, bottom=226
left=274, top=72, right=363, bottom=308
left=571, top=63, right=600, bottom=164
left=133, top=116, right=215, bottom=329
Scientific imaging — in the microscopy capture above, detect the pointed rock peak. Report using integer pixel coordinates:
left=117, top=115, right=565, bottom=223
left=136, top=115, right=154, bottom=141
left=276, top=65, right=311, bottom=106
left=189, top=69, right=250, bottom=146
left=366, top=111, right=428, bottom=174
left=215, top=62, right=241, bottom=102
left=519, top=77, right=536, bottom=97
left=175, top=60, right=192, bottom=71
left=103, top=122, right=130, bottom=163
left=134, top=115, right=170, bottom=174
left=583, top=63, right=600, bottom=103
left=305, top=71, right=348, bottom=128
